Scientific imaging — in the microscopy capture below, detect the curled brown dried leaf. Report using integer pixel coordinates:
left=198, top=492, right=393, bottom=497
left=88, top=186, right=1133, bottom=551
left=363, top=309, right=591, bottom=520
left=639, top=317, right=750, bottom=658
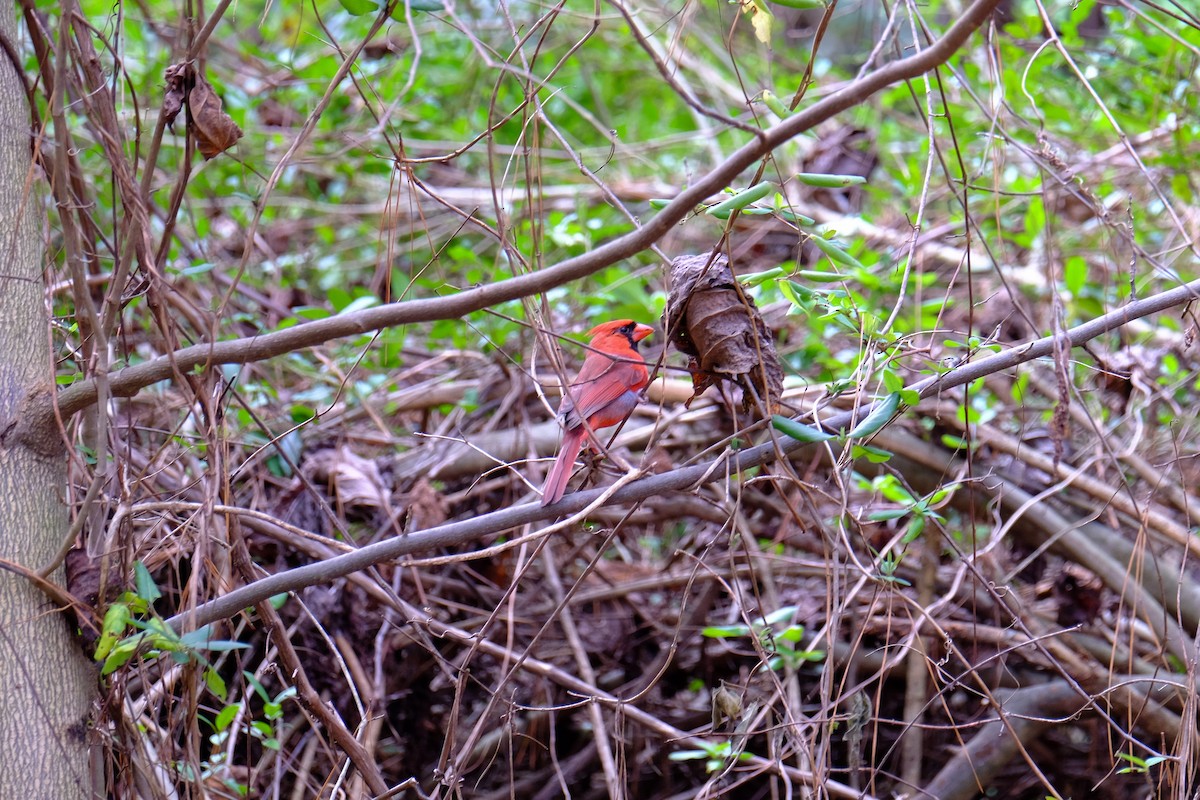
left=162, top=62, right=189, bottom=126
left=189, top=77, right=243, bottom=160
left=161, top=61, right=243, bottom=160
left=663, top=253, right=784, bottom=415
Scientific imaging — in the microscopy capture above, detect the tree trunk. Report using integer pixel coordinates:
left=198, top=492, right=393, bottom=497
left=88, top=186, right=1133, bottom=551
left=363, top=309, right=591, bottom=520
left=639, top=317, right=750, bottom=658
left=0, top=7, right=94, bottom=798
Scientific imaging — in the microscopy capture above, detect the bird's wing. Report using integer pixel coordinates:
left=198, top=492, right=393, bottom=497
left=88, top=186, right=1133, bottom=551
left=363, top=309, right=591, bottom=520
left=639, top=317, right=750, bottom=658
left=563, top=357, right=645, bottom=426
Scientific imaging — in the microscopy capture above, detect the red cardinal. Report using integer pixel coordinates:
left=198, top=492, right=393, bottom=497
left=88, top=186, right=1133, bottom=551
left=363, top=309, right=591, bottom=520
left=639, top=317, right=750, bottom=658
left=541, top=319, right=654, bottom=506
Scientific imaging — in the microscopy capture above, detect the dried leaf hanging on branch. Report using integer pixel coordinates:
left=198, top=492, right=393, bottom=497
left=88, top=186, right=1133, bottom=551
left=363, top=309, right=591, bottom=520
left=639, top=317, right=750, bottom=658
left=663, top=253, right=784, bottom=415
left=163, top=62, right=244, bottom=160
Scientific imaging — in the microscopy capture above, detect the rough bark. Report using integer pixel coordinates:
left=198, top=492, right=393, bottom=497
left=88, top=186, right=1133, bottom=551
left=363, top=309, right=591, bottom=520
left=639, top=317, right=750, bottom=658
left=0, top=6, right=94, bottom=797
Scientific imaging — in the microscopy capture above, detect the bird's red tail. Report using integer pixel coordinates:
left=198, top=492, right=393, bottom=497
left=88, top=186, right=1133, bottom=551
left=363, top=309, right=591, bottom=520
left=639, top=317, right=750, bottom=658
left=541, top=428, right=586, bottom=506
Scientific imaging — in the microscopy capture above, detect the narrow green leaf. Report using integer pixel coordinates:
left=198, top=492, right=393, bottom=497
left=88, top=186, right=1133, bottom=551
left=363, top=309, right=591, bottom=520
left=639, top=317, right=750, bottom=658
left=770, top=0, right=826, bottom=7
left=338, top=0, right=378, bottom=15
left=737, top=267, right=785, bottom=286
left=760, top=606, right=800, bottom=626
left=777, top=625, right=805, bottom=642
left=94, top=602, right=132, bottom=661
left=648, top=198, right=672, bottom=209
left=177, top=625, right=214, bottom=650
left=902, top=516, right=926, bottom=543
left=809, top=236, right=865, bottom=269
left=796, top=172, right=868, bottom=187
left=796, top=269, right=845, bottom=283
left=1064, top=256, right=1087, bottom=295
left=853, top=444, right=892, bottom=462
left=134, top=560, right=161, bottom=603
left=244, top=672, right=270, bottom=703
left=772, top=414, right=834, bottom=443
left=214, top=703, right=241, bottom=732
left=386, top=0, right=443, bottom=17
left=776, top=209, right=816, bottom=225
left=194, top=638, right=251, bottom=653
left=204, top=668, right=228, bottom=700
left=701, top=624, right=751, bottom=638
left=101, top=642, right=140, bottom=675
left=847, top=393, right=903, bottom=439
left=101, top=631, right=154, bottom=675
left=706, top=181, right=775, bottom=217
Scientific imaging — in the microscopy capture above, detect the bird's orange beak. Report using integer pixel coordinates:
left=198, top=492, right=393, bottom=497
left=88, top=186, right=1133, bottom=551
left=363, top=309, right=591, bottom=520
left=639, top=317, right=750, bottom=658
left=632, top=323, right=654, bottom=342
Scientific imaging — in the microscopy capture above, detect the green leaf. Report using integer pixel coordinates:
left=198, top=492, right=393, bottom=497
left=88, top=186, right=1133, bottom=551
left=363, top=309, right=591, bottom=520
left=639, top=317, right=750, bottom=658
left=243, top=672, right=270, bottom=703
left=204, top=668, right=228, bottom=700
left=101, top=633, right=148, bottom=675
left=94, top=602, right=132, bottom=661
left=777, top=625, right=805, bottom=642
left=809, top=235, right=865, bottom=269
left=648, top=198, right=672, bottom=209
left=759, top=606, right=800, bottom=626
left=707, top=181, right=775, bottom=217
left=338, top=0, right=378, bottom=15
left=737, top=267, right=785, bottom=286
left=902, top=516, right=926, bottom=543
left=796, top=269, right=846, bottom=283
left=772, top=414, right=834, bottom=443
left=771, top=0, right=826, bottom=7
left=214, top=703, right=241, bottom=732
left=1064, top=256, right=1087, bottom=295
left=847, top=393, right=902, bottom=439
left=701, top=624, right=751, bottom=638
left=134, top=561, right=162, bottom=603
left=196, top=638, right=251, bottom=653
left=776, top=209, right=816, bottom=225
left=178, top=624, right=249, bottom=653
left=851, top=443, right=893, bottom=463
left=796, top=172, right=867, bottom=187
